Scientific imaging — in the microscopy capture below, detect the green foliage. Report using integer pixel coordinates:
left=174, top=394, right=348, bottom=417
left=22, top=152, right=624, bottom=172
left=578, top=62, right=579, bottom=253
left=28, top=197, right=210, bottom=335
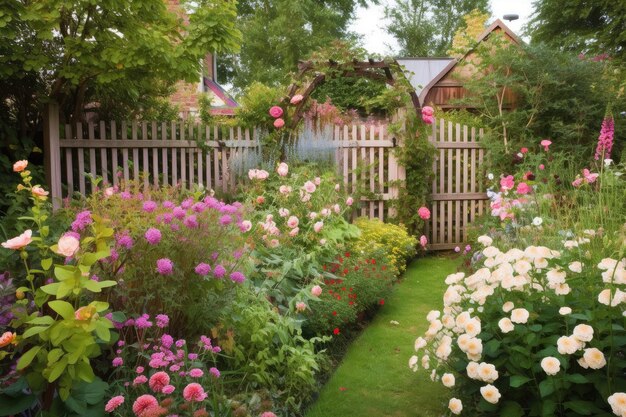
left=529, top=0, right=626, bottom=65
left=384, top=0, right=490, bottom=56
left=351, top=218, right=417, bottom=274
left=236, top=82, right=284, bottom=129
left=223, top=286, right=329, bottom=415
left=221, top=0, right=376, bottom=91
left=458, top=41, right=626, bottom=171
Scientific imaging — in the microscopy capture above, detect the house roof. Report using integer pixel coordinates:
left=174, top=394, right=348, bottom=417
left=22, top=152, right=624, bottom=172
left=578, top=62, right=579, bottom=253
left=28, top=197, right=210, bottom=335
left=396, top=58, right=454, bottom=98
left=410, top=19, right=522, bottom=107
left=203, top=77, right=238, bottom=115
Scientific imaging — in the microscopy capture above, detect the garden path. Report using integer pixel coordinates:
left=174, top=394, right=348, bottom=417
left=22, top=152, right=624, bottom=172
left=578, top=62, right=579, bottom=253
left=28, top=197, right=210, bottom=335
left=305, top=255, right=460, bottom=417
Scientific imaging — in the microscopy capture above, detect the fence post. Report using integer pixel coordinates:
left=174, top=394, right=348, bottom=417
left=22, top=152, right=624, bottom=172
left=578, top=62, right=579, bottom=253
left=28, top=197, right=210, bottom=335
left=43, top=102, right=62, bottom=211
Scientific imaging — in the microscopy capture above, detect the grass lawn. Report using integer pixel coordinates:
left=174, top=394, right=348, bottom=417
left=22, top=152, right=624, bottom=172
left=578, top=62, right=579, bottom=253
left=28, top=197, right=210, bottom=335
left=305, top=255, right=460, bottom=417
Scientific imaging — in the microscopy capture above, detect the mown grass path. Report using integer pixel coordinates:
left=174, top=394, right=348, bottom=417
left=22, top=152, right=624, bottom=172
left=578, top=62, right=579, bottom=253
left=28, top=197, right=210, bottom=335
left=305, top=255, right=459, bottom=417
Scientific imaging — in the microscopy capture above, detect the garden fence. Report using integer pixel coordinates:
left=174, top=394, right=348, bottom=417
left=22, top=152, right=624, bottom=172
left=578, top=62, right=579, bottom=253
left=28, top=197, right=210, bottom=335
left=43, top=103, right=487, bottom=250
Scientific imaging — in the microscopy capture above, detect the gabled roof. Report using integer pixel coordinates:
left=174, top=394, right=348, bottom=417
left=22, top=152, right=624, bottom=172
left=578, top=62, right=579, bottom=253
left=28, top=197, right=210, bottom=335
left=203, top=77, right=238, bottom=115
left=417, top=19, right=522, bottom=106
left=396, top=58, right=454, bottom=98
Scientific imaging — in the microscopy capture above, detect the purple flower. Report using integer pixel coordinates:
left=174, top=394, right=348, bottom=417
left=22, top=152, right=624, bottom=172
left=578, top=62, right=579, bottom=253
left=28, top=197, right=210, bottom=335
left=112, top=357, right=123, bottom=367
left=71, top=210, right=93, bottom=232
left=172, top=207, right=186, bottom=219
left=454, top=246, right=461, bottom=253
left=189, top=368, right=204, bottom=378
left=143, top=201, right=157, bottom=213
left=109, top=248, right=119, bottom=262
left=90, top=274, right=99, bottom=281
left=175, top=339, right=186, bottom=348
left=192, top=202, right=206, bottom=213
left=230, top=271, right=245, bottom=284
left=162, top=213, right=174, bottom=224
left=595, top=117, right=614, bottom=160
left=170, top=223, right=180, bottom=232
left=233, top=250, right=243, bottom=259
left=209, top=367, right=220, bottom=378
left=163, top=200, right=175, bottom=209
left=145, top=228, right=162, bottom=245
left=116, top=234, right=133, bottom=249
left=135, top=314, right=152, bottom=329
left=188, top=353, right=198, bottom=360
left=212, top=346, right=221, bottom=353
left=219, top=215, right=232, bottom=226
left=156, top=258, right=174, bottom=275
left=195, top=263, right=212, bottom=276
left=120, top=191, right=132, bottom=200
left=213, top=265, right=226, bottom=279
left=156, top=314, right=169, bottom=328
left=183, top=215, right=198, bottom=229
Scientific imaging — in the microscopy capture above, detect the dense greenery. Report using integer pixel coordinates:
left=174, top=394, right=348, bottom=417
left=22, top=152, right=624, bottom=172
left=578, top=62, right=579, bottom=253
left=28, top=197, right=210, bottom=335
left=384, top=0, right=490, bottom=56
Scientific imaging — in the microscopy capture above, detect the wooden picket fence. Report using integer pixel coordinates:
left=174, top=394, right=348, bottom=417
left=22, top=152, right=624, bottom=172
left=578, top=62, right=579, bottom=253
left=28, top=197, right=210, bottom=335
left=427, top=119, right=488, bottom=250
left=43, top=103, right=487, bottom=250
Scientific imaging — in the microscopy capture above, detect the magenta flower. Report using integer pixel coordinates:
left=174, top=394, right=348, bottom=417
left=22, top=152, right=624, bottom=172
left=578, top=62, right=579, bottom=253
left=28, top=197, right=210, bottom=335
left=213, top=264, right=226, bottom=279
left=156, top=258, right=174, bottom=275
left=135, top=314, right=152, bottom=329
left=71, top=210, right=93, bottom=232
left=161, top=334, right=174, bottom=348
left=516, top=182, right=531, bottom=195
left=144, top=228, right=162, bottom=245
left=219, top=215, right=232, bottom=226
left=116, top=234, right=133, bottom=249
left=540, top=139, right=552, bottom=151
left=112, top=357, right=123, bottom=367
left=594, top=117, right=614, bottom=160
left=209, top=367, right=221, bottom=378
left=172, top=206, right=186, bottom=219
left=500, top=175, right=515, bottom=191
left=143, top=201, right=157, bottom=212
left=189, top=368, right=204, bottom=378
left=418, top=206, right=430, bottom=220
left=274, top=118, right=285, bottom=128
left=183, top=215, right=198, bottom=228
left=230, top=271, right=245, bottom=283
left=162, top=200, right=175, bottom=209
left=195, top=263, right=212, bottom=276
left=156, top=314, right=169, bottom=328
left=183, top=383, right=207, bottom=402
left=162, top=385, right=175, bottom=394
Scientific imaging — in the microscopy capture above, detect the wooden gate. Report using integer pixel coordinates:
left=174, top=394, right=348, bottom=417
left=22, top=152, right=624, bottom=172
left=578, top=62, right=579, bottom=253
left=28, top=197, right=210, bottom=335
left=427, top=118, right=488, bottom=250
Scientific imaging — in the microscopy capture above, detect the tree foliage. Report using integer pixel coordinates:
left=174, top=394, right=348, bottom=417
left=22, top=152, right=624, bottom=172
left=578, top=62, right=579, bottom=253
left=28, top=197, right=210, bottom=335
left=529, top=0, right=626, bottom=65
left=220, top=0, right=377, bottom=91
left=384, top=0, right=490, bottom=56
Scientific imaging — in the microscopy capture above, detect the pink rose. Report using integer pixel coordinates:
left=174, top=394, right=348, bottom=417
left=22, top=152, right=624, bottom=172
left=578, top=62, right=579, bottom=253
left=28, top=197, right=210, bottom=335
left=422, top=114, right=434, bottom=125
left=104, top=187, right=115, bottom=197
left=520, top=147, right=528, bottom=154
left=418, top=206, right=430, bottom=220
left=572, top=177, right=584, bottom=188
left=55, top=234, right=80, bottom=257
left=269, top=106, right=284, bottom=118
left=290, top=94, right=304, bottom=105
left=1, top=230, right=33, bottom=250
left=500, top=175, right=515, bottom=191
left=539, top=164, right=545, bottom=170
left=516, top=182, right=531, bottom=195
left=313, top=221, right=324, bottom=233
left=421, top=106, right=434, bottom=116
left=419, top=235, right=427, bottom=248
left=540, top=139, right=552, bottom=151
left=256, top=170, right=269, bottom=180
left=311, top=285, right=322, bottom=297
left=346, top=197, right=354, bottom=206
left=279, top=185, right=292, bottom=194
left=277, top=162, right=288, bottom=176
left=583, top=169, right=599, bottom=183
left=274, top=118, right=285, bottom=128
left=304, top=181, right=316, bottom=193
left=31, top=186, right=49, bottom=199
left=287, top=216, right=299, bottom=228
left=289, top=227, right=299, bottom=237
left=13, top=160, right=28, bottom=172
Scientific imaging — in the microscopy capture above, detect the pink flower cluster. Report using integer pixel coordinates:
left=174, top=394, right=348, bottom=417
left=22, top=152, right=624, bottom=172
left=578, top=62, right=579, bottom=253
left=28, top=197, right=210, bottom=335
left=594, top=117, right=614, bottom=160
left=572, top=168, right=599, bottom=188
left=421, top=106, right=434, bottom=125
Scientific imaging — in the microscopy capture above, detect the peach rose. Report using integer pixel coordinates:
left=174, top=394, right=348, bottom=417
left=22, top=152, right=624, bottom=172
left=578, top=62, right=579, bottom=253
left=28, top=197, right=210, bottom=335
left=0, top=331, right=16, bottom=348
left=13, top=160, right=28, bottom=172
left=31, top=186, right=49, bottom=199
left=1, top=230, right=33, bottom=250
left=55, top=234, right=80, bottom=257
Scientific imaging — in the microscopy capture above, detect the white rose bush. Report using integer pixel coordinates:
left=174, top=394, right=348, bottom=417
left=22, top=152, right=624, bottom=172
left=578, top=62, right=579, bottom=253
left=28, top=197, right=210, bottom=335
left=410, top=235, right=626, bottom=416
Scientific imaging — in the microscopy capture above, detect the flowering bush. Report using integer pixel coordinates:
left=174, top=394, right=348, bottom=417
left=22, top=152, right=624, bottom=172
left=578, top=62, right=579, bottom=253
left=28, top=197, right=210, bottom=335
left=105, top=313, right=233, bottom=417
left=410, top=235, right=626, bottom=416
left=305, top=251, right=395, bottom=335
left=243, top=163, right=358, bottom=307
left=351, top=218, right=417, bottom=274
left=76, top=183, right=249, bottom=337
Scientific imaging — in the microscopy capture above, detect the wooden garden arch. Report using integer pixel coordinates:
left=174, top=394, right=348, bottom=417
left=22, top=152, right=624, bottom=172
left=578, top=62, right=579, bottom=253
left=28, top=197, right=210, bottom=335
left=281, top=59, right=421, bottom=129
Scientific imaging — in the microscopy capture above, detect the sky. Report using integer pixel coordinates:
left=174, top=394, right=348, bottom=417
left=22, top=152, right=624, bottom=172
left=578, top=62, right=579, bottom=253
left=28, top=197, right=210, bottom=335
left=349, top=0, right=535, bottom=56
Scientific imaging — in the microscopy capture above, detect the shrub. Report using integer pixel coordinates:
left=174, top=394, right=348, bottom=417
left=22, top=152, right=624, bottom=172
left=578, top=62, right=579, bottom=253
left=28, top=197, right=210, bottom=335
left=75, top=183, right=250, bottom=338
left=352, top=217, right=417, bottom=274
left=305, top=250, right=395, bottom=336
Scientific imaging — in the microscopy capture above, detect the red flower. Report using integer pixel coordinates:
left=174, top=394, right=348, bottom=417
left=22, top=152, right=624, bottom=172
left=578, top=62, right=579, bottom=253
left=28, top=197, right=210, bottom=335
left=339, top=387, right=347, bottom=391
left=379, top=299, right=385, bottom=305
left=349, top=301, right=354, bottom=305
left=333, top=328, right=340, bottom=335
left=332, top=311, right=337, bottom=316
left=345, top=252, right=351, bottom=257
left=371, top=259, right=376, bottom=264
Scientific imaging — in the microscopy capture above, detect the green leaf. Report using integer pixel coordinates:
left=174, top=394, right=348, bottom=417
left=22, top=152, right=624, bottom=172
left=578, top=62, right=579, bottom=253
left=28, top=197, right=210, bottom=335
left=47, top=357, right=67, bottom=382
left=565, top=373, right=589, bottom=384
left=510, top=375, right=533, bottom=387
left=17, top=346, right=42, bottom=370
left=28, top=315, right=55, bottom=326
left=0, top=393, right=37, bottom=416
left=75, top=361, right=96, bottom=383
left=97, top=280, right=116, bottom=289
left=47, top=348, right=64, bottom=366
left=54, top=266, right=77, bottom=281
left=40, top=283, right=60, bottom=295
left=94, top=322, right=110, bottom=342
left=500, top=401, right=525, bottom=417
left=22, top=326, right=49, bottom=338
left=49, top=300, right=74, bottom=320
left=539, top=379, right=555, bottom=398
left=564, top=400, right=595, bottom=415
left=41, top=257, right=53, bottom=271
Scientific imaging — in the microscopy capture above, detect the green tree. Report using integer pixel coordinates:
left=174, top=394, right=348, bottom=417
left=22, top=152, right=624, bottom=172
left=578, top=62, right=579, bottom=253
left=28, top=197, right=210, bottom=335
left=220, top=0, right=376, bottom=91
left=384, top=0, right=490, bottom=56
left=529, top=0, right=626, bottom=65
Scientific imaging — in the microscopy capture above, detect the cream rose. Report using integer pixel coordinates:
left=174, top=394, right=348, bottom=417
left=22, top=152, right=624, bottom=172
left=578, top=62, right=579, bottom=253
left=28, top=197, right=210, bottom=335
left=480, top=384, right=501, bottom=404
left=498, top=317, right=514, bottom=333
left=441, top=373, right=455, bottom=388
left=557, top=336, right=581, bottom=355
left=448, top=398, right=463, bottom=415
left=510, top=308, right=530, bottom=324
left=1, top=229, right=33, bottom=250
left=540, top=356, right=561, bottom=375
left=572, top=324, right=594, bottom=342
left=583, top=348, right=606, bottom=369
left=55, top=234, right=80, bottom=257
